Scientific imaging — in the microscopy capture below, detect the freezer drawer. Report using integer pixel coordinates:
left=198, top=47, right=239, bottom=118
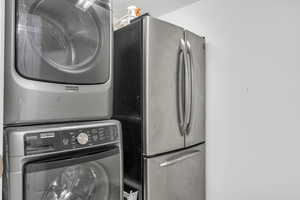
left=144, top=144, right=205, bottom=200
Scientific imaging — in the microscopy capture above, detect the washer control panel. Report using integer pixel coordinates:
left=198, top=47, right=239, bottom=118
left=24, top=125, right=119, bottom=155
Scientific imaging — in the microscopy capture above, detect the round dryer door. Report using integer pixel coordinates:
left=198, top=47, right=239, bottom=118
left=16, top=0, right=111, bottom=84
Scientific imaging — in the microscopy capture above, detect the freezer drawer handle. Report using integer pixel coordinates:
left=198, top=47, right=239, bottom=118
left=160, top=150, right=201, bottom=167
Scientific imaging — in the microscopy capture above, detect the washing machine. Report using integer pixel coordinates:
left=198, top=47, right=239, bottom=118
left=3, top=120, right=123, bottom=200
left=4, top=0, right=113, bottom=125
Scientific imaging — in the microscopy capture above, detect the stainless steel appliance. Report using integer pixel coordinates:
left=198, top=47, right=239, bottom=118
left=4, top=0, right=113, bottom=125
left=114, top=15, right=205, bottom=200
left=3, top=120, right=123, bottom=200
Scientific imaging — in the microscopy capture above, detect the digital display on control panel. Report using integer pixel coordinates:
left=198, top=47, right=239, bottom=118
left=24, top=125, right=119, bottom=155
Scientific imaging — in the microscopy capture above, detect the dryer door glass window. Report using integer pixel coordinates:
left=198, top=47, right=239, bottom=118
left=16, top=0, right=111, bottom=84
left=24, top=148, right=121, bottom=200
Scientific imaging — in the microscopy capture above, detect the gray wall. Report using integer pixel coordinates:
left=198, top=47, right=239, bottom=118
left=161, top=0, right=300, bottom=199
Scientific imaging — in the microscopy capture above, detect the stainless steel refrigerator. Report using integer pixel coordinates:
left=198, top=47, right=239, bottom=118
left=114, top=15, right=205, bottom=200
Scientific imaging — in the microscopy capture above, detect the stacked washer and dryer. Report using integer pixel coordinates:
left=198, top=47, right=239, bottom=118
left=3, top=0, right=123, bottom=200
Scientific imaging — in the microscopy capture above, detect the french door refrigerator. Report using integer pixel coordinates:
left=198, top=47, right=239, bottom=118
left=114, top=15, right=205, bottom=200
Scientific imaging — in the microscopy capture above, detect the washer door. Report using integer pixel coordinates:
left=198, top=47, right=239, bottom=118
left=16, top=0, right=111, bottom=84
left=24, top=148, right=121, bottom=200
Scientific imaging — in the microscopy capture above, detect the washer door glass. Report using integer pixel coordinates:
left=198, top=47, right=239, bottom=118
left=16, top=0, right=111, bottom=84
left=24, top=148, right=121, bottom=200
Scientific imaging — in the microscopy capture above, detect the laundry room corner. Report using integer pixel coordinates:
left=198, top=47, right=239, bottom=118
left=4, top=0, right=300, bottom=199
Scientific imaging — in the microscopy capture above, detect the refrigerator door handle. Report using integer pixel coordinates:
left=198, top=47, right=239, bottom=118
left=178, top=38, right=186, bottom=136
left=184, top=40, right=193, bottom=135
left=160, top=150, right=201, bottom=167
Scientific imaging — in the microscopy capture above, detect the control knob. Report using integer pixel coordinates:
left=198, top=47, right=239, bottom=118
left=77, top=132, right=89, bottom=145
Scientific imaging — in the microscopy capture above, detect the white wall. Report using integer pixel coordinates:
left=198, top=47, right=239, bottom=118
left=161, top=1, right=300, bottom=200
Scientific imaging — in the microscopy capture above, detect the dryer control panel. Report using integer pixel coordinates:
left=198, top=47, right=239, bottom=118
left=24, top=125, right=119, bottom=155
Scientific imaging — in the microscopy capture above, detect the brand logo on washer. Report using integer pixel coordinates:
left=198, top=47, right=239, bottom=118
left=40, top=132, right=55, bottom=139
left=65, top=86, right=79, bottom=91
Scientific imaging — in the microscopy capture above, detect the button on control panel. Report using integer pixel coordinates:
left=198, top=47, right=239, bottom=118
left=77, top=132, right=89, bottom=145
left=24, top=125, right=119, bottom=155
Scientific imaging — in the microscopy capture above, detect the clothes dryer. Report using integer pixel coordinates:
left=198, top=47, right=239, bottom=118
left=5, top=0, right=113, bottom=125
